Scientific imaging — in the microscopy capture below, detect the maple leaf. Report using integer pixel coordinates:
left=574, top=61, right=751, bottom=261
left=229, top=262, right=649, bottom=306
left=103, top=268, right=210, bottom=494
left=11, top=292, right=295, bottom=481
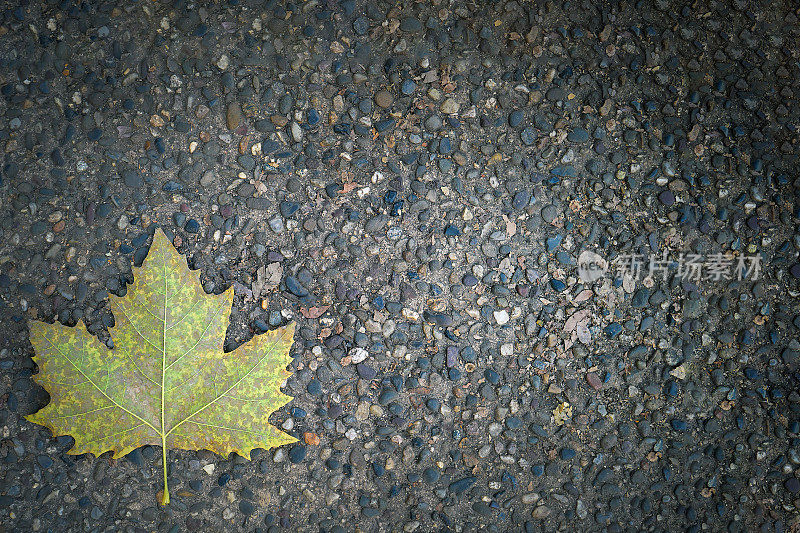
left=25, top=229, right=297, bottom=505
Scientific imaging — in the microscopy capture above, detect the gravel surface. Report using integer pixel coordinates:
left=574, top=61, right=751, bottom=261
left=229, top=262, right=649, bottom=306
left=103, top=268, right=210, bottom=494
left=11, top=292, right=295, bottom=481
left=1, top=0, right=800, bottom=531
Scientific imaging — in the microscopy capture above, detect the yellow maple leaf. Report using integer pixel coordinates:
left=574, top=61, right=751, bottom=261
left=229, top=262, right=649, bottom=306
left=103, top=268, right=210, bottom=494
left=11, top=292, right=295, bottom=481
left=26, top=228, right=297, bottom=504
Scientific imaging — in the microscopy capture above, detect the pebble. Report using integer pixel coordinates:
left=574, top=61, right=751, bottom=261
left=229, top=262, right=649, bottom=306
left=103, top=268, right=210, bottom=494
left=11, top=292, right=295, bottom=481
left=509, top=110, right=524, bottom=128
left=288, top=446, right=306, bottom=464
left=541, top=204, right=559, bottom=224
left=567, top=128, right=590, bottom=143
left=399, top=17, right=422, bottom=32
left=401, top=80, right=417, bottom=95
left=290, top=122, right=302, bottom=142
left=493, top=310, right=509, bottom=325
left=374, top=90, right=393, bottom=109
left=4, top=3, right=798, bottom=533
left=285, top=275, right=309, bottom=297
left=449, top=477, right=476, bottom=494
left=440, top=99, right=460, bottom=115
left=659, top=190, right=675, bottom=206
left=586, top=373, right=602, bottom=390
left=226, top=102, right=242, bottom=131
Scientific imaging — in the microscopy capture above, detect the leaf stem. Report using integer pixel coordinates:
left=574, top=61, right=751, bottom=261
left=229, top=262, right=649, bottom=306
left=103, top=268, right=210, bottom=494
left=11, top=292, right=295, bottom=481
left=161, top=436, right=170, bottom=505
left=161, top=233, right=169, bottom=506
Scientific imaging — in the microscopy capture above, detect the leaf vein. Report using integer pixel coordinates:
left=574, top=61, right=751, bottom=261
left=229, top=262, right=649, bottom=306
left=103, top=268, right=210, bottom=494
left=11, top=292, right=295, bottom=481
left=166, top=365, right=204, bottom=392
left=166, top=328, right=291, bottom=436
left=80, top=423, right=145, bottom=446
left=45, top=379, right=89, bottom=388
left=115, top=302, right=163, bottom=353
left=166, top=275, right=191, bottom=302
left=164, top=292, right=202, bottom=331
left=122, top=351, right=160, bottom=388
left=164, top=296, right=230, bottom=370
left=222, top=394, right=272, bottom=402
left=38, top=334, right=159, bottom=435
left=176, top=420, right=275, bottom=437
left=130, top=293, right=161, bottom=320
left=51, top=405, right=117, bottom=420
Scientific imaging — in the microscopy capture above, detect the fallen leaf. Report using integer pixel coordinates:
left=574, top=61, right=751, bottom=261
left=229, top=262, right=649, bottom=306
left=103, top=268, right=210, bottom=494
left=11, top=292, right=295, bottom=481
left=421, top=70, right=439, bottom=83
left=26, top=229, right=297, bottom=506
left=252, top=262, right=283, bottom=299
left=564, top=309, right=590, bottom=334
left=341, top=181, right=360, bottom=194
left=299, top=305, right=330, bottom=319
left=573, top=289, right=593, bottom=303
left=502, top=215, right=517, bottom=237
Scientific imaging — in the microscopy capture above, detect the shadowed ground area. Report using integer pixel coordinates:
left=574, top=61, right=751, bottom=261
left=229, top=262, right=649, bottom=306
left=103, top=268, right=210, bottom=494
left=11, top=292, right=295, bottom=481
left=0, top=0, right=799, bottom=531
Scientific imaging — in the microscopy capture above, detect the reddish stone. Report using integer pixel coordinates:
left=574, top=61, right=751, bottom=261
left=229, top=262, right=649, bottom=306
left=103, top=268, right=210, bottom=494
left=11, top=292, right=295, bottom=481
left=586, top=372, right=602, bottom=390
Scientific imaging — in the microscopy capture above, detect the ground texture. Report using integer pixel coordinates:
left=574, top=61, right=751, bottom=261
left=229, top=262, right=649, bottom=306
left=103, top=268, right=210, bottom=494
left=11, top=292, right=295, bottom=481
left=1, top=0, right=800, bottom=531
